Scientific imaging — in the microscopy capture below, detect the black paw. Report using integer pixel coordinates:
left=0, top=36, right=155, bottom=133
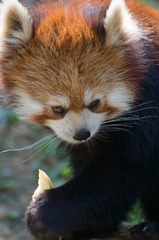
left=25, top=190, right=65, bottom=240
left=26, top=204, right=53, bottom=239
left=130, top=221, right=159, bottom=240
left=25, top=190, right=83, bottom=240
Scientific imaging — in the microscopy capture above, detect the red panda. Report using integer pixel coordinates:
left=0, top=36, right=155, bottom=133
left=1, top=0, right=159, bottom=239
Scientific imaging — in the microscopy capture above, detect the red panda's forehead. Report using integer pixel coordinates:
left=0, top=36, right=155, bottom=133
left=33, top=7, right=93, bottom=48
left=25, top=44, right=122, bottom=95
left=31, top=0, right=107, bottom=47
left=6, top=35, right=138, bottom=112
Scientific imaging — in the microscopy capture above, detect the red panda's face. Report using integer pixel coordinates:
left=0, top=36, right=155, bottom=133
left=2, top=44, right=136, bottom=144
left=45, top=87, right=132, bottom=144
left=0, top=0, right=145, bottom=144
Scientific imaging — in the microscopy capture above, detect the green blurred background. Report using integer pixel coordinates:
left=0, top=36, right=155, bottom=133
left=0, top=0, right=159, bottom=239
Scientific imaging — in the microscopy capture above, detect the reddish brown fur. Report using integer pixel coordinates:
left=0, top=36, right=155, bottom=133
left=2, top=0, right=159, bottom=123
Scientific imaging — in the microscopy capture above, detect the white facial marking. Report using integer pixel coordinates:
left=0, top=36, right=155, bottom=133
left=14, top=91, right=43, bottom=120
left=46, top=109, right=106, bottom=144
left=84, top=88, right=105, bottom=106
left=84, top=89, right=94, bottom=106
left=107, top=87, right=133, bottom=111
left=48, top=95, right=70, bottom=108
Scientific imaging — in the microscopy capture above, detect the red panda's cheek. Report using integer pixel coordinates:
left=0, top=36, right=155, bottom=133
left=30, top=114, right=50, bottom=125
left=105, top=87, right=134, bottom=114
left=11, top=91, right=45, bottom=123
left=45, top=118, right=80, bottom=144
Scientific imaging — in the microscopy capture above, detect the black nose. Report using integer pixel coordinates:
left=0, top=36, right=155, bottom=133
left=73, top=129, right=90, bottom=141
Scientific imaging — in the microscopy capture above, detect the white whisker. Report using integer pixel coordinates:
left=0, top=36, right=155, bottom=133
left=33, top=141, right=56, bottom=167
left=0, top=134, right=53, bottom=154
left=127, top=106, right=159, bottom=114
left=22, top=137, right=54, bottom=163
left=96, top=100, right=159, bottom=141
left=106, top=127, right=134, bottom=135
left=129, top=101, right=154, bottom=110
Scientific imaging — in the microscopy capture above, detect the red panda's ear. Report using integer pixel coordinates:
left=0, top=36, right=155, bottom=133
left=0, top=0, right=33, bottom=57
left=104, top=0, right=143, bottom=46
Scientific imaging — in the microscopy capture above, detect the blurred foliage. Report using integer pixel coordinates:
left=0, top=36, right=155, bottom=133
left=141, top=0, right=159, bottom=7
left=0, top=108, right=19, bottom=126
left=126, top=202, right=145, bottom=225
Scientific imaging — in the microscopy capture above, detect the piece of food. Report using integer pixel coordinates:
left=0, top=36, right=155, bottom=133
left=32, top=169, right=54, bottom=202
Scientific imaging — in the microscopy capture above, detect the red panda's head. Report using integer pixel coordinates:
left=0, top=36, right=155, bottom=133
left=0, top=0, right=146, bottom=144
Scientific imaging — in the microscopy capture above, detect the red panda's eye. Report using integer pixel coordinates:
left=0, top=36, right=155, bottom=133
left=52, top=106, right=66, bottom=116
left=88, top=99, right=100, bottom=111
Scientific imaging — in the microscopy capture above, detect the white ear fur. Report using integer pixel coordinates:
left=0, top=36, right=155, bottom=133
left=105, top=0, right=142, bottom=46
left=0, top=0, right=33, bottom=53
